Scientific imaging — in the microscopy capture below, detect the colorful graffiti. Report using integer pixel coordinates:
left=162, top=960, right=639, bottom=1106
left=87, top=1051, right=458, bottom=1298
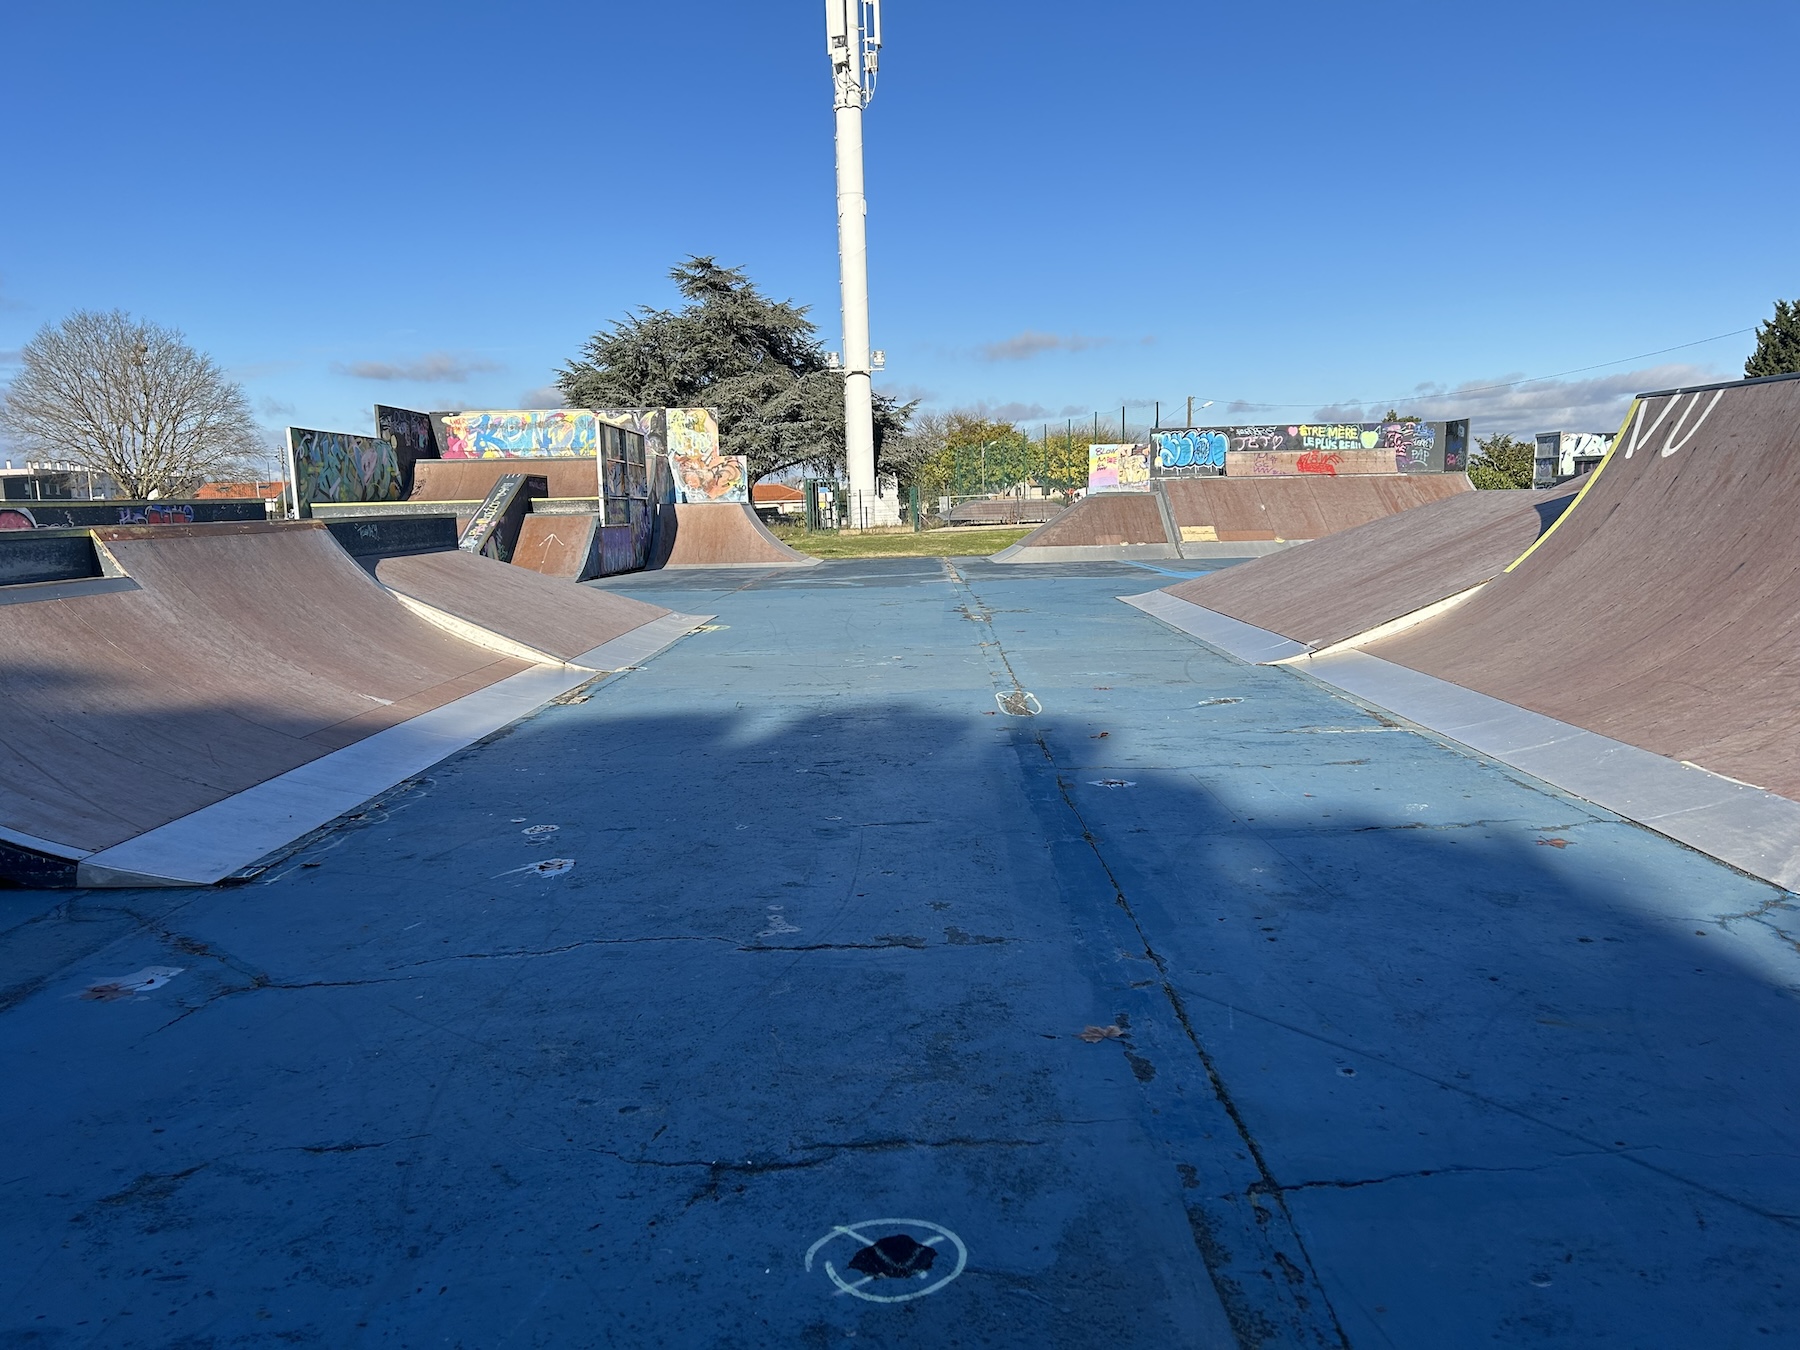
left=627, top=497, right=654, bottom=570
left=1381, top=421, right=1438, bottom=472
left=1226, top=449, right=1393, bottom=477
left=116, top=504, right=197, bottom=525
left=1087, top=443, right=1121, bottom=491
left=666, top=407, right=746, bottom=503
left=1153, top=421, right=1468, bottom=478
left=600, top=524, right=634, bottom=574
left=285, top=427, right=401, bottom=513
left=440, top=410, right=598, bottom=459
left=1087, top=444, right=1151, bottom=492
left=375, top=405, right=438, bottom=489
left=0, top=507, right=36, bottom=531
left=602, top=453, right=629, bottom=500
left=1154, top=430, right=1228, bottom=475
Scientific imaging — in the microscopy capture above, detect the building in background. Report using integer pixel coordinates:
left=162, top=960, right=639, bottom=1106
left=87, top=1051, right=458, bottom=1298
left=1533, top=432, right=1613, bottom=487
left=0, top=459, right=113, bottom=501
left=752, top=481, right=805, bottom=521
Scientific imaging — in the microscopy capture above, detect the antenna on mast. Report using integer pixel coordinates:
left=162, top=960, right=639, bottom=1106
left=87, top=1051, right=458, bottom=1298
left=824, top=0, right=889, bottom=527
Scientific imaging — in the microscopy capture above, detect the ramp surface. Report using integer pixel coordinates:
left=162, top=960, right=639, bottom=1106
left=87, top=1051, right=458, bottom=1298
left=997, top=475, right=1469, bottom=561
left=651, top=502, right=817, bottom=567
left=1367, top=375, right=1800, bottom=797
left=995, top=491, right=1171, bottom=554
left=374, top=549, right=670, bottom=664
left=1161, top=476, right=1585, bottom=651
left=1161, top=473, right=1470, bottom=541
left=0, top=523, right=528, bottom=858
left=410, top=458, right=600, bottom=502
left=512, top=513, right=602, bottom=580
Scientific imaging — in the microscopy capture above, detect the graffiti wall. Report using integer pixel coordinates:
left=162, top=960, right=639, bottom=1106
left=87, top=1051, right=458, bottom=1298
left=285, top=427, right=401, bottom=514
left=1154, top=421, right=1469, bottom=478
left=1224, top=448, right=1395, bottom=477
left=627, top=498, right=654, bottom=570
left=1086, top=444, right=1151, bottom=492
left=600, top=524, right=634, bottom=575
left=1153, top=429, right=1228, bottom=476
left=374, top=404, right=439, bottom=491
left=1, top=501, right=266, bottom=529
left=440, top=410, right=599, bottom=459
left=666, top=407, right=747, bottom=503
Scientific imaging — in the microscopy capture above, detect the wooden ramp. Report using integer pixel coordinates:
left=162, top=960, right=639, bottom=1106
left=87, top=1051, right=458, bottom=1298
left=1364, top=375, right=1800, bottom=798
left=995, top=475, right=1470, bottom=562
left=1156, top=476, right=1586, bottom=653
left=0, top=522, right=694, bottom=887
left=650, top=502, right=817, bottom=568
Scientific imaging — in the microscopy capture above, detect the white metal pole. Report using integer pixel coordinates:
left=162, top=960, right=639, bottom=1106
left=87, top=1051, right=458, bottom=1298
left=827, top=1, right=877, bottom=524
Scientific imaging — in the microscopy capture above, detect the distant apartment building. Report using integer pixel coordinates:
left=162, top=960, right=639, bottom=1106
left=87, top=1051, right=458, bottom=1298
left=0, top=458, right=113, bottom=501
left=1533, top=432, right=1612, bottom=487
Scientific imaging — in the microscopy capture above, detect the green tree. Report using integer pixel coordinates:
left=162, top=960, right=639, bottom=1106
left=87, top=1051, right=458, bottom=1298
left=1381, top=408, right=1422, bottom=423
left=1745, top=298, right=1800, bottom=378
left=1468, top=432, right=1535, bottom=490
left=557, top=256, right=910, bottom=484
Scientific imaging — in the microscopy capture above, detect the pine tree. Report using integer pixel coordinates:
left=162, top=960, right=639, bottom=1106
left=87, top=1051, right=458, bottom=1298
left=1744, top=298, right=1800, bottom=378
left=558, top=256, right=910, bottom=484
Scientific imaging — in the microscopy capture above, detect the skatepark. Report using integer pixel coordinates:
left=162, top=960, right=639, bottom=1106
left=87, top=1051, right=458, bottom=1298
left=0, top=373, right=1797, bottom=1345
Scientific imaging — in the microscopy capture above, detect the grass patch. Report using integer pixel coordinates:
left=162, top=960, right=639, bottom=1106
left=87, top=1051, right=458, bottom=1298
left=767, top=523, right=1034, bottom=558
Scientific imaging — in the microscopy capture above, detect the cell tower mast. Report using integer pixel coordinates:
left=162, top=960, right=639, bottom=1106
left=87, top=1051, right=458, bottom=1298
left=825, top=0, right=882, bottom=524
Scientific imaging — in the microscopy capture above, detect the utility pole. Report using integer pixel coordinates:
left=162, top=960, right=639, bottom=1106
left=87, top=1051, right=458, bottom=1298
left=825, top=1, right=883, bottom=524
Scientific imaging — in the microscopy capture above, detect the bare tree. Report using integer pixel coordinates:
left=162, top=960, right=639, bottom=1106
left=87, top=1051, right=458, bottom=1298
left=0, top=310, right=265, bottom=498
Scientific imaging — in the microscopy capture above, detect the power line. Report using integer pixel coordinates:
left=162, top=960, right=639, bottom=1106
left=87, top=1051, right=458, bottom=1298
left=1184, top=327, right=1755, bottom=413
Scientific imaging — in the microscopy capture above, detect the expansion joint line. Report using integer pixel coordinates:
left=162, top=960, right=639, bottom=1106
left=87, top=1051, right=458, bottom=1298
left=947, top=562, right=1351, bottom=1348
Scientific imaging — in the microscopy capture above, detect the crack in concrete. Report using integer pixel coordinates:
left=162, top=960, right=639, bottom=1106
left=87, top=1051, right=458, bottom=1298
left=405, top=935, right=735, bottom=967
left=1258, top=1153, right=1619, bottom=1196
left=952, top=563, right=1351, bottom=1348
left=739, top=934, right=932, bottom=952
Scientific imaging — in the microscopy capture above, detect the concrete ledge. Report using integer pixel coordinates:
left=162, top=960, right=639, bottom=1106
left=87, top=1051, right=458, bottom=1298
left=1177, top=539, right=1298, bottom=559
left=993, top=542, right=1181, bottom=563
left=1122, top=583, right=1800, bottom=892
left=1119, top=591, right=1309, bottom=663
left=1296, top=650, right=1800, bottom=893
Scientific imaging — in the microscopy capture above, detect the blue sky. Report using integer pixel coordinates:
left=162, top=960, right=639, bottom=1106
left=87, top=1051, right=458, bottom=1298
left=2, top=0, right=1796, bottom=463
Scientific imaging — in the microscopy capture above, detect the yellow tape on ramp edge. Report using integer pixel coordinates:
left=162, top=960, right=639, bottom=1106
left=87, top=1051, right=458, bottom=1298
left=1501, top=397, right=1640, bottom=575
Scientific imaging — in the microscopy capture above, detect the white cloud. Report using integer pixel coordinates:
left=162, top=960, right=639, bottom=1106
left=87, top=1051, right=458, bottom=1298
left=979, top=330, right=1111, bottom=362
left=334, top=352, right=504, bottom=383
left=1308, top=362, right=1733, bottom=437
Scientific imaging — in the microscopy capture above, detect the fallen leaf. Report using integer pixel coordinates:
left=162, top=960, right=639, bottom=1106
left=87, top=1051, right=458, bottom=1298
left=1090, top=731, right=1110, bottom=739
left=1537, top=837, right=1571, bottom=849
left=1078, top=1025, right=1125, bottom=1043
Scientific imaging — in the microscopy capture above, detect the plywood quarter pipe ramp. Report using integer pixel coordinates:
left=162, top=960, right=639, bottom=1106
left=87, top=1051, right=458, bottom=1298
left=1362, top=375, right=1800, bottom=800
left=512, top=514, right=602, bottom=581
left=650, top=502, right=817, bottom=568
left=409, top=458, right=601, bottom=502
left=375, top=549, right=670, bottom=663
left=0, top=521, right=698, bottom=887
left=1122, top=374, right=1800, bottom=891
left=994, top=474, right=1471, bottom=562
left=991, top=492, right=1177, bottom=561
left=1160, top=474, right=1471, bottom=541
left=1154, top=475, right=1587, bottom=653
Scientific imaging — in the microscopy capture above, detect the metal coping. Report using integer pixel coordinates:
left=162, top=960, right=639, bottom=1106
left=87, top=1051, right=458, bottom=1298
left=1637, top=370, right=1800, bottom=398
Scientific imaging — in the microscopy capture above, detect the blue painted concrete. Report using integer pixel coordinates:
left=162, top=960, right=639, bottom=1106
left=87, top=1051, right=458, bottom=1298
left=1, top=556, right=1794, bottom=1347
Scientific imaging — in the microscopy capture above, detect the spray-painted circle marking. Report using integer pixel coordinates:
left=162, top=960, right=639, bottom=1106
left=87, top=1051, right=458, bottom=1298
left=804, top=1218, right=967, bottom=1304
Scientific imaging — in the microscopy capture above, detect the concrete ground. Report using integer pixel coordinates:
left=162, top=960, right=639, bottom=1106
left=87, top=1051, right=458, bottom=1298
left=1, top=556, right=1795, bottom=1348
